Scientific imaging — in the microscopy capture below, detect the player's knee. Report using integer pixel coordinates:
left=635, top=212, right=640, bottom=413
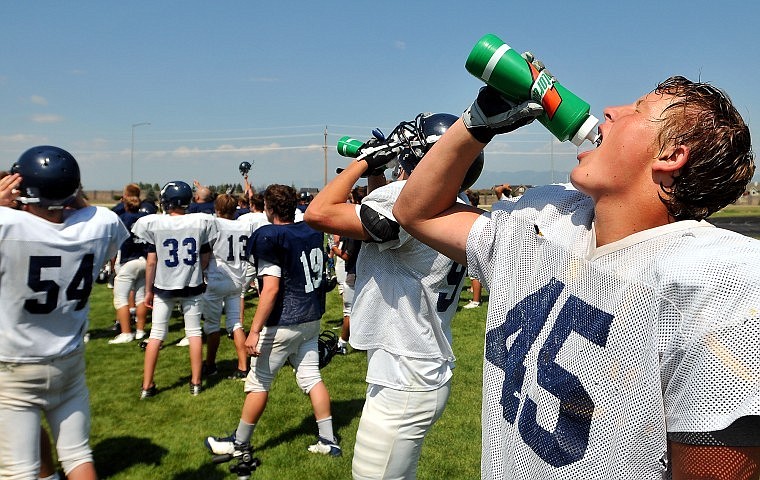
left=113, top=296, right=129, bottom=310
left=202, top=321, right=220, bottom=335
left=296, top=368, right=322, bottom=394
left=59, top=449, right=93, bottom=477
left=149, top=323, right=168, bottom=340
left=185, top=326, right=202, bottom=337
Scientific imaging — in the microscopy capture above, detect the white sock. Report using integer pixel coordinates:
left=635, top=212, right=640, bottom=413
left=317, top=416, right=336, bottom=443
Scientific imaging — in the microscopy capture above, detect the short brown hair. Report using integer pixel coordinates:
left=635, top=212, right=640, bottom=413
left=123, top=183, right=140, bottom=198
left=122, top=195, right=141, bottom=213
left=655, top=76, right=754, bottom=220
left=264, top=184, right=296, bottom=222
left=214, top=193, right=237, bottom=219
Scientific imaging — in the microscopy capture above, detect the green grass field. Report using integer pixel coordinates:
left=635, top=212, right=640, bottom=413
left=81, top=281, right=486, bottom=479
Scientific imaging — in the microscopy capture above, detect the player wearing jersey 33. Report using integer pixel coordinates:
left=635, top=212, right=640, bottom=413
left=306, top=113, right=483, bottom=479
left=393, top=78, right=759, bottom=479
left=0, top=146, right=129, bottom=480
left=132, top=181, right=217, bottom=398
left=205, top=184, right=339, bottom=470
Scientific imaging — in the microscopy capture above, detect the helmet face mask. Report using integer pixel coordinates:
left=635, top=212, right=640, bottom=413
left=160, top=181, right=193, bottom=211
left=392, top=113, right=483, bottom=191
left=10, top=145, right=81, bottom=209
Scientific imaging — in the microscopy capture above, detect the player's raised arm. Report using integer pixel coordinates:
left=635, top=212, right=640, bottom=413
left=393, top=120, right=484, bottom=265
left=394, top=87, right=543, bottom=265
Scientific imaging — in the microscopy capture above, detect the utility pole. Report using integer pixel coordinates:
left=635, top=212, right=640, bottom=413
left=323, top=126, right=328, bottom=187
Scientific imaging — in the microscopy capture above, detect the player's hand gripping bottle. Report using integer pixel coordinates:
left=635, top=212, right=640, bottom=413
left=465, top=34, right=599, bottom=146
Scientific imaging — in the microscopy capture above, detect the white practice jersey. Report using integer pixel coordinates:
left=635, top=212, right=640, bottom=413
left=0, top=206, right=128, bottom=362
left=237, top=211, right=270, bottom=232
left=206, top=217, right=256, bottom=288
left=351, top=180, right=467, bottom=362
left=132, top=213, right=216, bottom=292
left=467, top=184, right=760, bottom=479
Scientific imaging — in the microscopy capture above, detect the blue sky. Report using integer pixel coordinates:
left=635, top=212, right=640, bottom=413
left=1, top=1, right=758, bottom=191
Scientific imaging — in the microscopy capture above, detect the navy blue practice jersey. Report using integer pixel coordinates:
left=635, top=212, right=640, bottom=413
left=247, top=222, right=326, bottom=327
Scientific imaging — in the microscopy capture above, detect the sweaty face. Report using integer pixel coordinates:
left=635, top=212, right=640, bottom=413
left=571, top=92, right=674, bottom=201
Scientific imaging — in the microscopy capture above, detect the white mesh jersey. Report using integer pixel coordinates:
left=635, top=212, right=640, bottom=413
left=0, top=206, right=129, bottom=362
left=350, top=180, right=468, bottom=362
left=467, top=184, right=760, bottom=479
left=206, top=217, right=256, bottom=289
left=236, top=211, right=270, bottom=232
left=131, top=213, right=216, bottom=291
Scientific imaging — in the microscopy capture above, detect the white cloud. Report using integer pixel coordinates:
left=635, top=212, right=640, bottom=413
left=0, top=133, right=46, bottom=144
left=31, top=114, right=64, bottom=124
left=30, top=95, right=48, bottom=106
left=394, top=40, right=406, bottom=50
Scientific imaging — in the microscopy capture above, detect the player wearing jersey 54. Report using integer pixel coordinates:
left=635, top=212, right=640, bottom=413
left=394, top=79, right=759, bottom=479
left=0, top=146, right=129, bottom=479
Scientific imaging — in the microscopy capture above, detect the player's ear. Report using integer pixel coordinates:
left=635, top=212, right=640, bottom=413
left=653, top=144, right=689, bottom=174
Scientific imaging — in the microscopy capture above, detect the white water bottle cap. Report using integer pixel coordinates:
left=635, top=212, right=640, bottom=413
left=571, top=115, right=599, bottom=146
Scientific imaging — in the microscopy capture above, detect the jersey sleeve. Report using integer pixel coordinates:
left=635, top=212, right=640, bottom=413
left=104, top=208, right=130, bottom=258
left=250, top=227, right=279, bottom=268
left=130, top=215, right=155, bottom=246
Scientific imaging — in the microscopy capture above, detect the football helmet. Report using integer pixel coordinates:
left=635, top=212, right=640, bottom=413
left=160, top=181, right=193, bottom=210
left=318, top=330, right=340, bottom=369
left=239, top=161, right=252, bottom=176
left=393, top=113, right=484, bottom=191
left=10, top=145, right=81, bottom=209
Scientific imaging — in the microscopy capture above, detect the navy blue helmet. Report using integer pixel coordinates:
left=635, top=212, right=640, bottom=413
left=396, top=113, right=484, bottom=191
left=11, top=145, right=81, bottom=209
left=239, top=161, right=252, bottom=176
left=160, top=181, right=193, bottom=210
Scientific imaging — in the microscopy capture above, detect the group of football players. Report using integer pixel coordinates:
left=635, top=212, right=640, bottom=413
left=2, top=69, right=759, bottom=480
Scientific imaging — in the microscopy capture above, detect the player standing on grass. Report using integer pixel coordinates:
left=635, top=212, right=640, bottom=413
left=393, top=75, right=760, bottom=478
left=305, top=113, right=483, bottom=479
left=200, top=193, right=255, bottom=379
left=0, top=146, right=128, bottom=480
left=132, top=180, right=216, bottom=398
left=205, top=184, right=339, bottom=476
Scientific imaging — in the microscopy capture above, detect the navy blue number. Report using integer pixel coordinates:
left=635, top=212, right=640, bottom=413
left=226, top=234, right=249, bottom=261
left=436, top=262, right=467, bottom=312
left=25, top=256, right=61, bottom=314
left=485, top=278, right=613, bottom=467
left=163, top=238, right=197, bottom=267
left=25, top=254, right=95, bottom=314
left=65, top=253, right=94, bottom=310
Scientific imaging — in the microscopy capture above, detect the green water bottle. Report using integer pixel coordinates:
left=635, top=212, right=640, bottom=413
left=337, top=136, right=365, bottom=157
left=465, top=34, right=599, bottom=146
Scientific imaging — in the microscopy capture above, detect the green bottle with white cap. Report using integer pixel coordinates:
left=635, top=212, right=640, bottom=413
left=465, top=34, right=598, bottom=146
left=336, top=136, right=365, bottom=157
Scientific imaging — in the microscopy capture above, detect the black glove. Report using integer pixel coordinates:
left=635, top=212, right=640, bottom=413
left=462, top=86, right=543, bottom=144
left=362, top=147, right=398, bottom=176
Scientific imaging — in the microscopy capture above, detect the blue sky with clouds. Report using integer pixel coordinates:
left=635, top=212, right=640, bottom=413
left=1, top=1, right=757, bottom=190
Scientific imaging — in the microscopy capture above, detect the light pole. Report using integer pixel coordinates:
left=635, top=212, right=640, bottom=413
left=130, top=122, right=150, bottom=183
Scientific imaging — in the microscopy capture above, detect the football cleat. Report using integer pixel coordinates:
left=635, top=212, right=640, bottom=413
left=140, top=385, right=157, bottom=400
left=307, top=436, right=342, bottom=457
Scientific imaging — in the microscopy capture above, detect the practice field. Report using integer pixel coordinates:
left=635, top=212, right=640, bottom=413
left=79, top=281, right=486, bottom=479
